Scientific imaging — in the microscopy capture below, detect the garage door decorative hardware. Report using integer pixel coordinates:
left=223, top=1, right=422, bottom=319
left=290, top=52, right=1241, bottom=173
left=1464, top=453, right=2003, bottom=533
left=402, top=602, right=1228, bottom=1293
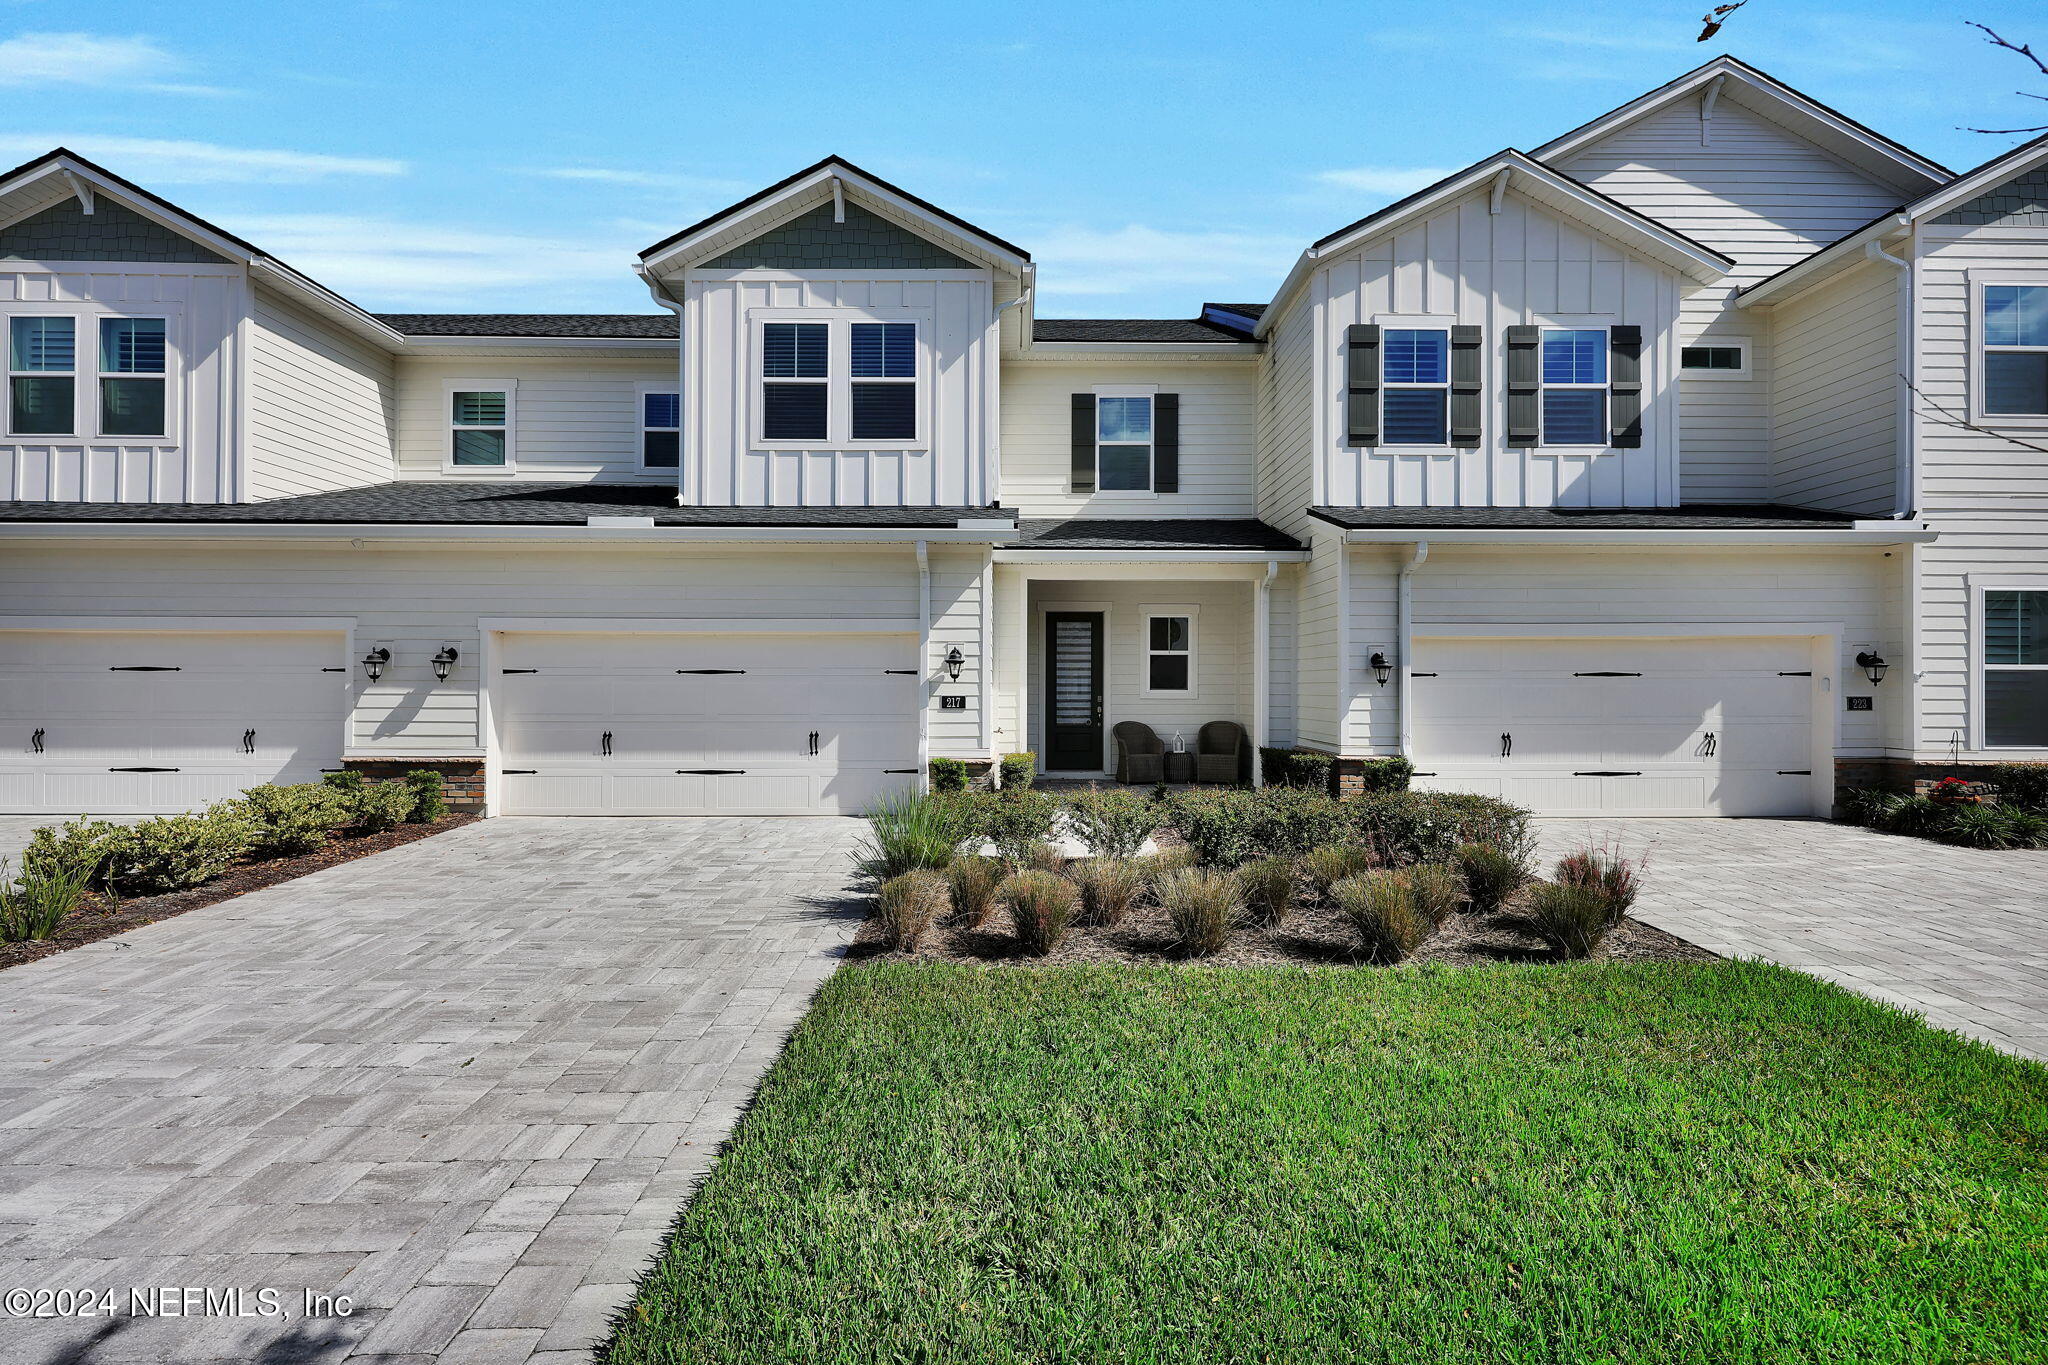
left=110, top=766, right=178, bottom=773
left=884, top=668, right=917, bottom=675
left=1778, top=770, right=1812, bottom=776
left=677, top=668, right=745, bottom=674
left=1778, top=670, right=1812, bottom=677
left=677, top=768, right=745, bottom=775
left=600, top=731, right=613, bottom=756
left=502, top=769, right=537, bottom=775
left=242, top=729, right=257, bottom=754
left=1575, top=770, right=1641, bottom=777
left=1500, top=733, right=1513, bottom=758
left=321, top=667, right=346, bottom=673
left=1697, top=731, right=1717, bottom=757
left=1573, top=671, right=1641, bottom=677
left=807, top=731, right=820, bottom=756
left=1410, top=671, right=1437, bottom=677
left=1412, top=771, right=1438, bottom=777
left=109, top=665, right=179, bottom=671
left=885, top=768, right=919, bottom=774
left=501, top=668, right=539, bottom=674
left=30, top=728, right=43, bottom=754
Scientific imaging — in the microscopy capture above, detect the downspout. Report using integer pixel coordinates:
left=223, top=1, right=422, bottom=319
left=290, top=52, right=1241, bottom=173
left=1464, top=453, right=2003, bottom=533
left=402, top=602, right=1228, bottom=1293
left=1395, top=540, right=1430, bottom=759
left=1863, top=216, right=1915, bottom=519
left=917, top=540, right=932, bottom=793
left=635, top=265, right=687, bottom=505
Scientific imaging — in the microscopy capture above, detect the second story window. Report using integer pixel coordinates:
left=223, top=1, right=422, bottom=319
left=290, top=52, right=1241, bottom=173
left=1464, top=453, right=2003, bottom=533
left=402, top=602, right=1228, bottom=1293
left=9, top=316, right=74, bottom=436
left=850, top=322, right=916, bottom=440
left=99, top=318, right=166, bottom=437
left=1382, top=329, right=1449, bottom=444
left=450, top=387, right=512, bottom=470
left=1096, top=395, right=1154, bottom=491
left=642, top=391, right=680, bottom=470
left=761, top=321, right=829, bottom=441
left=1541, top=328, right=1608, bottom=445
left=1982, top=284, right=2048, bottom=416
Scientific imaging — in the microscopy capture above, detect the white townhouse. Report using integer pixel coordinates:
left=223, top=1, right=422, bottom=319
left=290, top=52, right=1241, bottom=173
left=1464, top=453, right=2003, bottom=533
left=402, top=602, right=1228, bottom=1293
left=0, top=56, right=2041, bottom=819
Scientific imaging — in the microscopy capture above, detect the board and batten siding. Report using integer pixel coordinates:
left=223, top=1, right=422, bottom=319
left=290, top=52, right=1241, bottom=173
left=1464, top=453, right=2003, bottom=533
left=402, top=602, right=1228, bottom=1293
left=0, top=263, right=245, bottom=503
left=1312, top=186, right=1683, bottom=508
left=1557, top=97, right=1918, bottom=503
left=998, top=359, right=1257, bottom=517
left=394, top=354, right=679, bottom=482
left=0, top=542, right=989, bottom=760
left=1767, top=258, right=1899, bottom=515
left=1910, top=223, right=2048, bottom=759
left=246, top=285, right=395, bottom=500
left=682, top=273, right=994, bottom=507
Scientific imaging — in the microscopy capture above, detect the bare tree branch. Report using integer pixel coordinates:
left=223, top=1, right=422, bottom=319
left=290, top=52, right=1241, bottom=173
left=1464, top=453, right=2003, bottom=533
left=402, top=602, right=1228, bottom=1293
left=1903, top=375, right=2048, bottom=456
left=1970, top=21, right=2048, bottom=76
left=1697, top=0, right=1749, bottom=41
left=1963, top=123, right=2048, bottom=134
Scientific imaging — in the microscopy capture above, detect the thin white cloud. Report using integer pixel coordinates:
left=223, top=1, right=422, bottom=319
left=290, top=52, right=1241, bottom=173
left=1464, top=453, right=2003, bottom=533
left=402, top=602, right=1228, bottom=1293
left=1028, top=223, right=1295, bottom=303
left=0, top=32, right=233, bottom=96
left=0, top=134, right=405, bottom=183
left=1313, top=166, right=1457, bottom=197
left=525, top=166, right=746, bottom=197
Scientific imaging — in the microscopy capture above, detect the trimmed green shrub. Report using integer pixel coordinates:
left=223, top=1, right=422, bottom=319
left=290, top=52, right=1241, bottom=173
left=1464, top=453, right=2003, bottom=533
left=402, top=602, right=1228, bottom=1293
left=1302, top=844, right=1377, bottom=901
left=104, top=808, right=255, bottom=897
left=998, top=752, right=1037, bottom=791
left=1258, top=748, right=1340, bottom=792
left=1938, top=803, right=2048, bottom=850
left=1989, top=763, right=2048, bottom=811
left=349, top=781, right=416, bottom=834
left=1157, top=868, right=1238, bottom=956
left=875, top=870, right=947, bottom=950
left=1406, top=863, right=1466, bottom=924
left=1063, top=788, right=1157, bottom=860
left=855, top=791, right=967, bottom=882
left=1526, top=882, right=1616, bottom=959
left=1352, top=756, right=1415, bottom=794
left=1071, top=857, right=1147, bottom=927
left=985, top=791, right=1059, bottom=865
left=928, top=757, right=970, bottom=793
left=321, top=770, right=366, bottom=795
left=1553, top=849, right=1641, bottom=922
left=1002, top=870, right=1078, bottom=955
left=0, top=856, right=95, bottom=942
left=21, top=815, right=125, bottom=888
left=1878, top=795, right=1947, bottom=839
left=1161, top=788, right=1343, bottom=866
left=240, top=783, right=352, bottom=857
left=1331, top=871, right=1428, bottom=964
left=944, top=855, right=1005, bottom=929
left=403, top=769, right=449, bottom=823
left=1455, top=841, right=1530, bottom=916
left=1837, top=786, right=1905, bottom=828
left=1236, top=856, right=1297, bottom=929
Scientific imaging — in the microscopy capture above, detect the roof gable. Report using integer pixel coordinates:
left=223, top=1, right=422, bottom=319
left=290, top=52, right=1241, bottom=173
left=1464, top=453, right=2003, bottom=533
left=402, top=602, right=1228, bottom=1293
left=703, top=199, right=976, bottom=270
left=1935, top=161, right=2048, bottom=228
left=0, top=194, right=230, bottom=264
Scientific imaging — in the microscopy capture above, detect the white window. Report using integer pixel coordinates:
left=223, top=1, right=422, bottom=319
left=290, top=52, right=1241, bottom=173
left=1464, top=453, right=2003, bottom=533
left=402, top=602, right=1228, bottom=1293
left=448, top=384, right=514, bottom=471
left=760, top=321, right=829, bottom=442
left=1381, top=328, right=1449, bottom=445
left=641, top=391, right=679, bottom=470
left=1984, top=588, right=2048, bottom=748
left=99, top=317, right=166, bottom=437
left=1097, top=394, right=1153, bottom=491
left=1681, top=342, right=1748, bottom=378
left=751, top=316, right=927, bottom=448
left=850, top=321, right=916, bottom=441
left=1982, top=284, right=2048, bottom=417
left=1541, top=328, right=1607, bottom=445
left=8, top=316, right=75, bottom=436
left=1142, top=607, right=1195, bottom=696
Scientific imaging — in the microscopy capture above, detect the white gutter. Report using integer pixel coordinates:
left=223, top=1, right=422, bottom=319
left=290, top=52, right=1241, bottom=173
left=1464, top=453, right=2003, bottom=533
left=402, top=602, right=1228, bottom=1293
left=1738, top=213, right=1910, bottom=309
left=995, top=548, right=1309, bottom=565
left=1862, top=222, right=1918, bottom=520
left=635, top=265, right=688, bottom=506
left=1332, top=525, right=1937, bottom=546
left=0, top=522, right=1022, bottom=545
left=916, top=539, right=932, bottom=793
left=1395, top=541, right=1429, bottom=759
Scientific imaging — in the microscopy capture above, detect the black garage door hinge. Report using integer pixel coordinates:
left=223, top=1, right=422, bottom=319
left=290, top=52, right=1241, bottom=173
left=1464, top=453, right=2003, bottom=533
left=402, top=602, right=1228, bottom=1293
left=885, top=768, right=919, bottom=774
left=677, top=768, right=746, bottom=775
left=110, top=766, right=179, bottom=773
left=677, top=668, right=745, bottom=675
left=321, top=667, right=346, bottom=673
left=1410, top=672, right=1438, bottom=678
left=110, top=665, right=180, bottom=672
left=501, top=769, right=538, bottom=775
left=501, top=668, right=539, bottom=675
left=1573, top=671, right=1641, bottom=678
left=1574, top=770, right=1642, bottom=777
left=883, top=669, right=917, bottom=675
left=1779, top=671, right=1813, bottom=677
left=1778, top=770, right=1812, bottom=776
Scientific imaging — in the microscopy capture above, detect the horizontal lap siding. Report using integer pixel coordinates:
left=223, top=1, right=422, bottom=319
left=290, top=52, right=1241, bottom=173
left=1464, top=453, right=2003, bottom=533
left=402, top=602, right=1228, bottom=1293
left=395, top=355, right=679, bottom=482
left=999, top=360, right=1257, bottom=517
left=1256, top=301, right=1315, bottom=536
left=248, top=286, right=395, bottom=499
left=1769, top=261, right=1897, bottom=514
left=1294, top=530, right=1343, bottom=751
left=928, top=548, right=986, bottom=757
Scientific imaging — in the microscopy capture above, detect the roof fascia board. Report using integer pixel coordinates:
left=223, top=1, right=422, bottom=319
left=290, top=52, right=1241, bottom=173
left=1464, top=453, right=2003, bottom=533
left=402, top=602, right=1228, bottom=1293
left=1015, top=341, right=1260, bottom=358
left=1332, top=525, right=1936, bottom=546
left=997, top=548, right=1308, bottom=565
left=0, top=522, right=1022, bottom=545
left=1738, top=214, right=1911, bottom=307
left=397, top=337, right=679, bottom=353
left=248, top=261, right=407, bottom=349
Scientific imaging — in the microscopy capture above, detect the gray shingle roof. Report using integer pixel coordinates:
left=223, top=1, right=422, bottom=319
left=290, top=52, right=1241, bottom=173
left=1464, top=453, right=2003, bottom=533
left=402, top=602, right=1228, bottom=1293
left=1031, top=317, right=1255, bottom=344
left=0, top=483, right=1017, bottom=529
left=375, top=314, right=678, bottom=339
left=1017, top=518, right=1302, bottom=551
left=1307, top=504, right=1862, bottom=531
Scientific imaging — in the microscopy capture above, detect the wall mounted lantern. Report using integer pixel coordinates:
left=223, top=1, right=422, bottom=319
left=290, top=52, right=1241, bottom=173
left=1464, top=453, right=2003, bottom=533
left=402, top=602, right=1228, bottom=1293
left=944, top=646, right=965, bottom=682
left=359, top=646, right=391, bottom=683
left=1855, top=650, right=1889, bottom=686
left=1369, top=651, right=1395, bottom=687
left=431, top=645, right=460, bottom=683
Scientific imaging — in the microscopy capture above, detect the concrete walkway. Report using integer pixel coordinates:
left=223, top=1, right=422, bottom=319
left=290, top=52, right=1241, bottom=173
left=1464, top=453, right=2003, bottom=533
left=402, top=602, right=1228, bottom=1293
left=0, top=816, right=865, bottom=1364
left=1539, top=817, right=2048, bottom=1063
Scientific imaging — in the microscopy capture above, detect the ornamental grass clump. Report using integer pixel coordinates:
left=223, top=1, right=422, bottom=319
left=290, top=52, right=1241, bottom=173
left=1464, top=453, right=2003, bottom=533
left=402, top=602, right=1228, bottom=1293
left=0, top=857, right=96, bottom=943
left=1236, top=856, right=1297, bottom=929
left=874, top=870, right=948, bottom=951
left=1405, top=863, right=1466, bottom=924
left=1064, top=788, right=1157, bottom=860
left=1302, top=844, right=1376, bottom=902
left=1157, top=868, right=1238, bottom=957
left=855, top=791, right=965, bottom=882
left=1526, top=882, right=1617, bottom=959
left=944, top=855, right=1004, bottom=929
left=1553, top=848, right=1641, bottom=922
left=1070, top=858, right=1147, bottom=927
left=1136, top=845, right=1200, bottom=888
left=1002, top=870, right=1078, bottom=956
left=1454, top=841, right=1529, bottom=915
left=1330, top=870, right=1429, bottom=964
left=1938, top=803, right=2048, bottom=850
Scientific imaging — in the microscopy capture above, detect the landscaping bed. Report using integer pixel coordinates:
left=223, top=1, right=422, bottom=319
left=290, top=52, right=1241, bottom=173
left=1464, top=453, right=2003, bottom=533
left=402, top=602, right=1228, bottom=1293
left=603, top=961, right=2048, bottom=1365
left=0, top=812, right=474, bottom=972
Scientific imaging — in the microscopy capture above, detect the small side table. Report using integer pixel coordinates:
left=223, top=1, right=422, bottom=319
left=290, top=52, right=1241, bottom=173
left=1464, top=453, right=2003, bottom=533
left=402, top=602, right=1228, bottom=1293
left=1163, top=750, right=1195, bottom=785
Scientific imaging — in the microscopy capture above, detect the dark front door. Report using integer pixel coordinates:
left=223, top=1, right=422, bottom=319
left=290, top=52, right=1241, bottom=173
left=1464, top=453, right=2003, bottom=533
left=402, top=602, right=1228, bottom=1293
left=1045, top=611, right=1104, bottom=771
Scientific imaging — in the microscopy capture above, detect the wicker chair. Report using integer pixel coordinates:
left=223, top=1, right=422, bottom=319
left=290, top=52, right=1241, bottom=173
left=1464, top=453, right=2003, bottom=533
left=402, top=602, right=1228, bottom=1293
left=1195, top=720, right=1249, bottom=786
left=1112, top=721, right=1165, bottom=785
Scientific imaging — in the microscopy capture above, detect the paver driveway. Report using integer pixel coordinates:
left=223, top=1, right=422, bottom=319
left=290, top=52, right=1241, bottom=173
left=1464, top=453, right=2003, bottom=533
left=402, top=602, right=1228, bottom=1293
left=1540, top=817, right=2048, bottom=1062
left=0, top=816, right=866, bottom=1364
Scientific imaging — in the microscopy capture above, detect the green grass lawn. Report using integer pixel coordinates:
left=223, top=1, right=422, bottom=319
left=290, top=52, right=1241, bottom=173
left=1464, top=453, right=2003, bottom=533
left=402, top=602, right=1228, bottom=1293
left=602, top=962, right=2048, bottom=1364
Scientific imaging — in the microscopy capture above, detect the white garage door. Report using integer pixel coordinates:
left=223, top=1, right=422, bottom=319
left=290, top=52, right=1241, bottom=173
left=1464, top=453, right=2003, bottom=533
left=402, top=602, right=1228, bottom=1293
left=0, top=630, right=348, bottom=814
left=1409, top=636, right=1821, bottom=816
left=494, top=632, right=921, bottom=815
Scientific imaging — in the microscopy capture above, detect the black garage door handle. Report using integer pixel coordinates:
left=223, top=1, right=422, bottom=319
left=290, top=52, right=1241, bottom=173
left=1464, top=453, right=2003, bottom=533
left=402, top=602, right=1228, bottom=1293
left=110, top=766, right=179, bottom=773
left=677, top=769, right=746, bottom=775
left=1574, top=771, right=1642, bottom=777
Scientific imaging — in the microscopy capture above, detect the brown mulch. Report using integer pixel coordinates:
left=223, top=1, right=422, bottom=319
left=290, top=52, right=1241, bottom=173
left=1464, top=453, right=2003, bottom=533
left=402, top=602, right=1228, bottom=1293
left=0, top=814, right=478, bottom=972
left=851, top=888, right=1715, bottom=970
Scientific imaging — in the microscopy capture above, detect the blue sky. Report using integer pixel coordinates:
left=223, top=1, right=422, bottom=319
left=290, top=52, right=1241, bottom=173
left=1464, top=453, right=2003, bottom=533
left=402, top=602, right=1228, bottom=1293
left=5, top=0, right=2039, bottom=317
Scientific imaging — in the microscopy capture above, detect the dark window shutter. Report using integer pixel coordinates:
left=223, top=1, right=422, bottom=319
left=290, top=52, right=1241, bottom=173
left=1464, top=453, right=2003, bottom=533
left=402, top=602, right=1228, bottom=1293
left=1345, top=324, right=1380, bottom=446
left=1070, top=393, right=1097, bottom=493
left=1153, top=393, right=1179, bottom=493
left=1449, top=325, right=1483, bottom=448
left=1504, top=325, right=1540, bottom=449
left=1609, top=325, right=1643, bottom=449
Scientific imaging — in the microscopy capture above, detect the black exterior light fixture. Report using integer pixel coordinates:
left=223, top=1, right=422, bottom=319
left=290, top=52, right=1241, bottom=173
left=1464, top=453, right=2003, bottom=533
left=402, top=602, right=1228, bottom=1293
left=1856, top=650, right=1890, bottom=686
left=431, top=646, right=460, bottom=682
left=944, top=646, right=965, bottom=682
left=360, top=646, right=391, bottom=683
left=1369, top=651, right=1395, bottom=687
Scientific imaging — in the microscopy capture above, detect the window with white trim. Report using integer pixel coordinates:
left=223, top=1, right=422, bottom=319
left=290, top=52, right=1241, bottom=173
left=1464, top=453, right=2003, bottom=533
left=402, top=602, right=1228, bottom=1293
left=1982, top=284, right=2048, bottom=416
left=850, top=321, right=916, bottom=441
left=1541, top=328, right=1607, bottom=445
left=99, top=317, right=166, bottom=437
left=1144, top=610, right=1194, bottom=695
left=9, top=316, right=75, bottom=436
left=1381, top=328, right=1449, bottom=445
left=761, top=321, right=829, bottom=441
left=1985, top=588, right=2048, bottom=747
left=449, top=388, right=511, bottom=469
left=1681, top=342, right=1747, bottom=375
left=642, top=391, right=679, bottom=470
left=1097, top=395, right=1153, bottom=491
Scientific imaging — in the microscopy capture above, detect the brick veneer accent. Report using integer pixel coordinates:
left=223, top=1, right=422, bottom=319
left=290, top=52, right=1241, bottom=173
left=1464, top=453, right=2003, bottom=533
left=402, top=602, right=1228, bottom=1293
left=341, top=757, right=486, bottom=812
left=1834, top=757, right=2021, bottom=797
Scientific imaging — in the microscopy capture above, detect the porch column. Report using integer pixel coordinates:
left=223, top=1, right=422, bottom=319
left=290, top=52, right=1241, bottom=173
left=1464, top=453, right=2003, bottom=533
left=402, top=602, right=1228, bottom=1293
left=1252, top=561, right=1274, bottom=786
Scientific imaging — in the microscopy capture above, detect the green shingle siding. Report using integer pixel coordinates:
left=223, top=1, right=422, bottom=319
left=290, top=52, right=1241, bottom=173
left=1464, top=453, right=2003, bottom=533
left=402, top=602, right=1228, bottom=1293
left=705, top=201, right=975, bottom=270
left=1935, top=167, right=2048, bottom=228
left=0, top=198, right=230, bottom=264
